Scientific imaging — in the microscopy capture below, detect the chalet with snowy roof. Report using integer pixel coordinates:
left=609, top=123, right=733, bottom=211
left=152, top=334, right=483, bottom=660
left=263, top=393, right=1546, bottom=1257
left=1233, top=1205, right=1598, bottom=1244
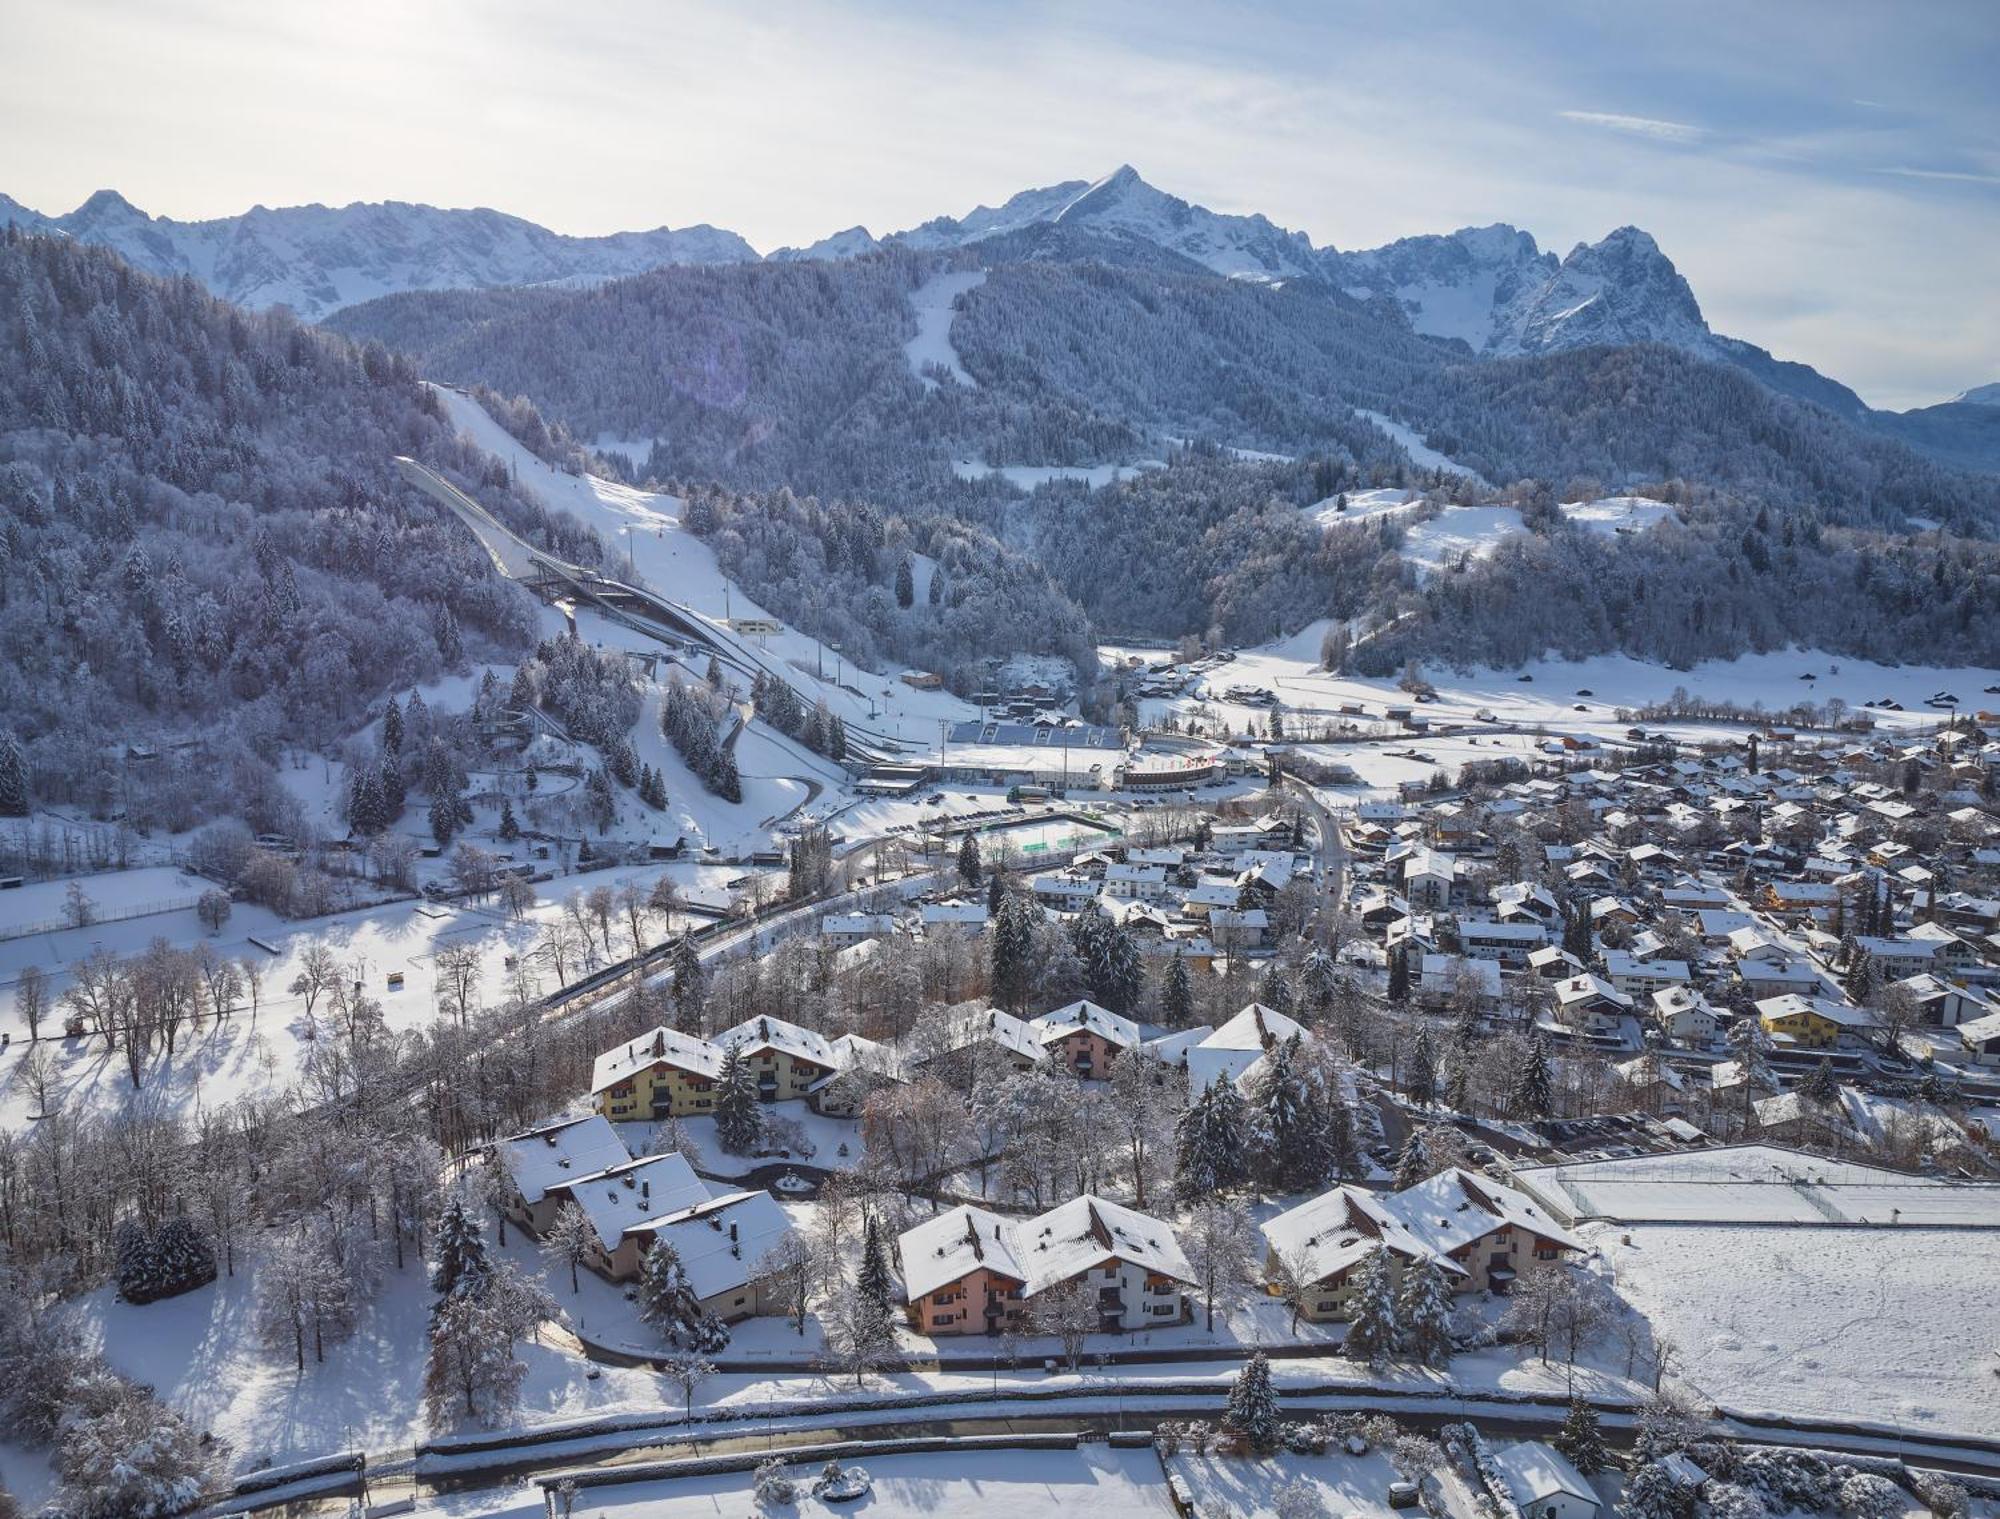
left=1489, top=1441, right=1601, bottom=1519
left=899, top=1204, right=1029, bottom=1336
left=1209, top=906, right=1271, bottom=952
left=807, top=1032, right=907, bottom=1117
left=1401, top=847, right=1455, bottom=908
left=592, top=1026, right=725, bottom=1120
left=1895, top=972, right=1992, bottom=1028
left=1755, top=993, right=1878, bottom=1051
left=1027, top=999, right=1140, bottom=1077
left=1458, top=917, right=1551, bottom=969
left=1957, top=1009, right=2000, bottom=1065
left=1259, top=1185, right=1465, bottom=1322
left=910, top=1005, right=1043, bottom=1081
left=494, top=1115, right=633, bottom=1235
left=1552, top=973, right=1632, bottom=1035
left=1030, top=870, right=1103, bottom=909
left=920, top=899, right=989, bottom=933
left=1417, top=953, right=1502, bottom=1009
left=1183, top=879, right=1244, bottom=917
left=717, top=1015, right=843, bottom=1101
left=1651, top=986, right=1719, bottom=1047
left=820, top=911, right=904, bottom=948
left=1602, top=949, right=1690, bottom=999
left=620, top=1185, right=792, bottom=1318
left=1185, top=1002, right=1309, bottom=1091
left=1017, top=1194, right=1192, bottom=1330
left=1261, top=1170, right=1581, bottom=1319
left=543, top=1150, right=712, bottom=1277
left=898, top=1196, right=1191, bottom=1336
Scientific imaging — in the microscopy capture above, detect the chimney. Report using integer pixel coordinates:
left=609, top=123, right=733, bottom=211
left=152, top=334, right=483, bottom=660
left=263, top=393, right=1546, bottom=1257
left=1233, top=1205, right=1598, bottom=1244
left=642, top=1180, right=650, bottom=1205
left=622, top=1173, right=635, bottom=1189
left=729, top=1221, right=738, bottom=1242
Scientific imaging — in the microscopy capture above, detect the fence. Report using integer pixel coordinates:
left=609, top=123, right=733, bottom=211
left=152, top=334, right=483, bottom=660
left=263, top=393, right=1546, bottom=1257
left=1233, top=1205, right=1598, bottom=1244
left=0, top=893, right=205, bottom=944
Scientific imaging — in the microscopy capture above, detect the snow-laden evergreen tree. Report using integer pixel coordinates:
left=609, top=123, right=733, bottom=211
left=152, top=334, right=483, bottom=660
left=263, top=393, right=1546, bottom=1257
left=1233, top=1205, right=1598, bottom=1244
left=895, top=555, right=915, bottom=608
left=636, top=1239, right=730, bottom=1352
left=1252, top=1034, right=1330, bottom=1193
left=1395, top=1253, right=1455, bottom=1368
left=429, top=1193, right=493, bottom=1313
left=114, top=1219, right=157, bottom=1302
left=956, top=831, right=981, bottom=888
left=989, top=892, right=1036, bottom=1012
left=1621, top=1462, right=1690, bottom=1519
left=714, top=1043, right=765, bottom=1155
left=1071, top=911, right=1142, bottom=1015
left=381, top=693, right=404, bottom=754
left=1554, top=1396, right=1608, bottom=1475
left=670, top=935, right=706, bottom=1033
left=1162, top=951, right=1194, bottom=1027
left=1222, top=1351, right=1281, bottom=1454
left=1174, top=1077, right=1253, bottom=1203
left=856, top=1215, right=894, bottom=1319
left=0, top=731, right=29, bottom=817
left=1386, top=946, right=1410, bottom=1004
left=1510, top=1031, right=1555, bottom=1119
left=1803, top=1056, right=1841, bottom=1108
left=1408, top=1027, right=1437, bottom=1107
left=50, top=1381, right=221, bottom=1519
left=1343, top=1246, right=1399, bottom=1366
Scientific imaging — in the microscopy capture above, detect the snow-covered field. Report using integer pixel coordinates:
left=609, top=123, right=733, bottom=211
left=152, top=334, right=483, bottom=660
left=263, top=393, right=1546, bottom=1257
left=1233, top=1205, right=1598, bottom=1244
left=1594, top=1221, right=2000, bottom=1438
left=441, top=1444, right=1176, bottom=1519
left=1398, top=505, right=1526, bottom=579
left=1354, top=409, right=1488, bottom=484
left=1152, top=624, right=1972, bottom=743
left=1519, top=1146, right=2000, bottom=1227
left=1565, top=494, right=1676, bottom=537
left=905, top=269, right=985, bottom=389
left=951, top=457, right=1165, bottom=490
left=1167, top=1447, right=1405, bottom=1519
left=0, top=857, right=725, bottom=1124
left=1306, top=486, right=1423, bottom=531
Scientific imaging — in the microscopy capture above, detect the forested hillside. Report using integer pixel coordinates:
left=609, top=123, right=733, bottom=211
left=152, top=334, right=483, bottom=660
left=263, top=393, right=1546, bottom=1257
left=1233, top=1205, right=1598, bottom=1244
left=330, top=247, right=2000, bottom=536
left=0, top=231, right=568, bottom=831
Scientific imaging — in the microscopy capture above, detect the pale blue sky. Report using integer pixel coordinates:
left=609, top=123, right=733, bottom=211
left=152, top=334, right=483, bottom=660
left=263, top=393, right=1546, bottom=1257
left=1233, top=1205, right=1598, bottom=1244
left=4, top=0, right=1995, bottom=406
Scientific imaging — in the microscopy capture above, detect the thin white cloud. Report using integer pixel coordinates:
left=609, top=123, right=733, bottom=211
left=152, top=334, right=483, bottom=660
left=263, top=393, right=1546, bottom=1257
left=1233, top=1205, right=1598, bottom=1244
left=1875, top=165, right=2000, bottom=186
left=1559, top=110, right=1709, bottom=145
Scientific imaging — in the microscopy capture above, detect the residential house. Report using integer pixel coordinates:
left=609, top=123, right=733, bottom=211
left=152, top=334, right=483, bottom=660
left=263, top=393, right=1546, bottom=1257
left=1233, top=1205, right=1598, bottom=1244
left=1489, top=1442, right=1602, bottom=1519
left=717, top=1015, right=843, bottom=1102
left=1552, top=973, right=1633, bottom=1036
left=1186, top=1002, right=1310, bottom=1091
left=592, top=1026, right=725, bottom=1120
left=899, top=1196, right=1192, bottom=1336
left=1755, top=994, right=1878, bottom=1051
left=620, top=1186, right=793, bottom=1320
left=1027, top=999, right=1141, bottom=1077
left=494, top=1115, right=633, bottom=1236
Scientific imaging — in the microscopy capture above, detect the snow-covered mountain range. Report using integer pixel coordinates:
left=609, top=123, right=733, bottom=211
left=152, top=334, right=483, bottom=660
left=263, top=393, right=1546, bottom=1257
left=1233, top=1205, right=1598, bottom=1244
left=0, top=170, right=1978, bottom=417
left=0, top=190, right=756, bottom=320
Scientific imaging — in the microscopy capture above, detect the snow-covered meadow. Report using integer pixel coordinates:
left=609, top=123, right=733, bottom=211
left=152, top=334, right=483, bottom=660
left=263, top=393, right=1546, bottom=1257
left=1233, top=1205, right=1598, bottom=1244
left=1594, top=1222, right=2000, bottom=1439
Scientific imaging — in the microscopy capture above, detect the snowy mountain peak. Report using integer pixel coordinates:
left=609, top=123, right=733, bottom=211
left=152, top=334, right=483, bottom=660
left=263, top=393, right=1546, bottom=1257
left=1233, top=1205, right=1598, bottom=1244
left=0, top=192, right=761, bottom=319
left=1489, top=224, right=1713, bottom=357
left=1952, top=381, right=2000, bottom=407
left=769, top=225, right=882, bottom=262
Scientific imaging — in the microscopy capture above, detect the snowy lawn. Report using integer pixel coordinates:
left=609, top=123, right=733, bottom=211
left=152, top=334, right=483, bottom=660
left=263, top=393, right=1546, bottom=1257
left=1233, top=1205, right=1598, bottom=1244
left=1167, top=1447, right=1405, bottom=1519
left=435, top=1444, right=1177, bottom=1518
left=1593, top=1221, right=2000, bottom=1439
